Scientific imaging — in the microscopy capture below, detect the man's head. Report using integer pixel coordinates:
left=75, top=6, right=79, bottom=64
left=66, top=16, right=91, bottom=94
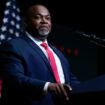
left=25, top=4, right=52, bottom=40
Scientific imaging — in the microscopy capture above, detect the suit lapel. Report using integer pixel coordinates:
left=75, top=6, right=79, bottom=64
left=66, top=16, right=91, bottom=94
left=22, top=35, right=56, bottom=80
left=23, top=35, right=49, bottom=64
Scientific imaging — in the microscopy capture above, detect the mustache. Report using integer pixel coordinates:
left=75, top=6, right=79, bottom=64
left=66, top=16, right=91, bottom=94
left=39, top=25, right=49, bottom=28
left=39, top=24, right=50, bottom=28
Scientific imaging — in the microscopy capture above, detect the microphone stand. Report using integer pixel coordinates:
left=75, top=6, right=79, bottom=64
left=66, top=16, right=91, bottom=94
left=75, top=30, right=105, bottom=48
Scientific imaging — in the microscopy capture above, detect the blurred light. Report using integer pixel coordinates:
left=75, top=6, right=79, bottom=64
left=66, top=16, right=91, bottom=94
left=59, top=46, right=64, bottom=52
left=66, top=48, right=71, bottom=55
left=74, top=48, right=79, bottom=57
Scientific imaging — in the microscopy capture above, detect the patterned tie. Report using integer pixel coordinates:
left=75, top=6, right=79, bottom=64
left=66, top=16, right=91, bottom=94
left=41, top=42, right=61, bottom=83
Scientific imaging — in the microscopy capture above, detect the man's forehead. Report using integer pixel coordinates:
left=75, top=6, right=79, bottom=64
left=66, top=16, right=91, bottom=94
left=29, top=5, right=50, bottom=16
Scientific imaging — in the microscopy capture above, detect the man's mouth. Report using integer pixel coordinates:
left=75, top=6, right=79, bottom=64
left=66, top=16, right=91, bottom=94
left=39, top=26, right=49, bottom=31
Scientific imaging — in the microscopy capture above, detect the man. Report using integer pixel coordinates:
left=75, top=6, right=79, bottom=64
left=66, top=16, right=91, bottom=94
left=0, top=4, right=80, bottom=105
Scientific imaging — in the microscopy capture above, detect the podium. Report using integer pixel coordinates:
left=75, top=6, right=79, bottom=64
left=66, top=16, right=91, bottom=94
left=71, top=75, right=105, bottom=104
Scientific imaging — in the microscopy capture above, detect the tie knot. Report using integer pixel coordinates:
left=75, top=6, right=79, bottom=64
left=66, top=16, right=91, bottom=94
left=41, top=42, right=48, bottom=49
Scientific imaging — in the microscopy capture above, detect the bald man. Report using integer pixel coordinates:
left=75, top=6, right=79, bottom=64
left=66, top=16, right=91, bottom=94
left=0, top=4, right=80, bottom=105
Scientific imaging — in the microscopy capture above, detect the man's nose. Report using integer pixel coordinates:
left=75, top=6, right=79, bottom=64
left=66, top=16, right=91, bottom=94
left=41, top=17, right=47, bottom=23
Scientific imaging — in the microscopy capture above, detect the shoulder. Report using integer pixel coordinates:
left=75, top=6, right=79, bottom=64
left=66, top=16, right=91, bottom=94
left=0, top=37, right=27, bottom=52
left=0, top=37, right=20, bottom=46
left=1, top=33, right=33, bottom=46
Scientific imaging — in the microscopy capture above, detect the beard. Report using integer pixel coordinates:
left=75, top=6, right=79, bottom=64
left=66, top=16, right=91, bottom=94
left=38, top=27, right=50, bottom=36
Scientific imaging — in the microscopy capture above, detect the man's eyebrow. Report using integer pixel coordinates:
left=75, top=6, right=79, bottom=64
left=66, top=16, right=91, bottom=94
left=33, top=14, right=51, bottom=17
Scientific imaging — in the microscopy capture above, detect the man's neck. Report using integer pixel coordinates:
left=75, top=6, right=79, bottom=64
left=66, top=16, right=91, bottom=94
left=35, top=36, right=47, bottom=42
left=26, top=31, right=47, bottom=43
left=26, top=29, right=48, bottom=42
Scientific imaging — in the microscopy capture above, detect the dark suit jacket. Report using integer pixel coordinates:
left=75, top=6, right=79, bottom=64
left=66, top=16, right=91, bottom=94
left=0, top=35, right=79, bottom=105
